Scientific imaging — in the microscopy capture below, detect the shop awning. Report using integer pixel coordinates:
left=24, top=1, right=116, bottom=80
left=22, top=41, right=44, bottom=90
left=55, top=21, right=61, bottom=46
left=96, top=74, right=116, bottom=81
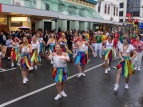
left=85, top=0, right=98, bottom=4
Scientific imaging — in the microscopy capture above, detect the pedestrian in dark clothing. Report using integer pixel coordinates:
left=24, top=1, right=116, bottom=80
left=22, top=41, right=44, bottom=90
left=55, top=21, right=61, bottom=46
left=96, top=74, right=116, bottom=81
left=0, top=34, right=3, bottom=45
left=66, top=31, right=72, bottom=50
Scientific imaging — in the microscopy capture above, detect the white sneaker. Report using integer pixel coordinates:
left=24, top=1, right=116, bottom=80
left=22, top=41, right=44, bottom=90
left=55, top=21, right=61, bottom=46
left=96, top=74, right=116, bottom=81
left=29, top=67, right=34, bottom=70
left=100, top=56, right=102, bottom=58
left=17, top=63, right=20, bottom=66
left=108, top=67, right=111, bottom=71
left=94, top=55, right=97, bottom=58
left=23, top=79, right=26, bottom=84
left=105, top=69, right=108, bottom=74
left=134, top=65, right=137, bottom=70
left=114, top=84, right=119, bottom=91
left=40, top=59, right=41, bottom=62
left=11, top=63, right=14, bottom=67
left=125, top=83, right=129, bottom=90
left=25, top=77, right=28, bottom=82
left=77, top=73, right=82, bottom=77
left=138, top=66, right=140, bottom=71
left=82, top=73, right=86, bottom=77
left=8, top=57, right=11, bottom=59
left=34, top=65, right=37, bottom=69
left=54, top=94, right=62, bottom=100
left=61, top=91, right=67, bottom=97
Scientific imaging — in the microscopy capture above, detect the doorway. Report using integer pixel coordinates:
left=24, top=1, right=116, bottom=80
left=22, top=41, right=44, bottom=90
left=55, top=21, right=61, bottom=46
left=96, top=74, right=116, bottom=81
left=44, top=22, right=51, bottom=33
left=67, top=21, right=70, bottom=31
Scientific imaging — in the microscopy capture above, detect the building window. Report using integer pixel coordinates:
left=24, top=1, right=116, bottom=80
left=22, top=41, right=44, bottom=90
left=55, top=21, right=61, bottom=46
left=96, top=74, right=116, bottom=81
left=120, top=3, right=124, bottom=8
left=119, top=11, right=123, bottom=16
left=76, top=0, right=78, bottom=3
left=80, top=1, right=82, bottom=4
left=92, top=4, right=94, bottom=7
left=86, top=2, right=88, bottom=6
left=116, top=7, right=118, bottom=16
left=104, top=3, right=107, bottom=14
left=113, top=6, right=115, bottom=16
left=98, top=2, right=101, bottom=13
left=108, top=4, right=110, bottom=14
left=72, top=0, right=74, bottom=2
left=119, top=19, right=123, bottom=22
left=83, top=1, right=85, bottom=5
left=89, top=3, right=91, bottom=6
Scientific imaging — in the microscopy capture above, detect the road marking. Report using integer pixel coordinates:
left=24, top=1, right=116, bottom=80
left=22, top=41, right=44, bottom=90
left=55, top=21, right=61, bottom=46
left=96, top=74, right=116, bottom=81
left=0, top=68, right=17, bottom=72
left=0, top=57, right=119, bottom=107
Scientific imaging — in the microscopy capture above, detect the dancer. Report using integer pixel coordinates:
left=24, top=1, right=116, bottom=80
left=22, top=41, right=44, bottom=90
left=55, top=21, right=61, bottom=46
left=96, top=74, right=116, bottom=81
left=114, top=37, right=137, bottom=91
left=18, top=36, right=32, bottom=84
left=11, top=37, right=21, bottom=67
left=47, top=33, right=57, bottom=64
left=47, top=33, right=57, bottom=55
left=58, top=33, right=72, bottom=56
left=102, top=34, right=117, bottom=73
left=73, top=34, right=95, bottom=77
left=91, top=34, right=97, bottom=57
left=29, top=36, right=40, bottom=70
left=95, top=31, right=103, bottom=57
left=133, top=35, right=143, bottom=71
left=45, top=44, right=70, bottom=100
left=72, top=33, right=78, bottom=58
left=37, top=33, right=46, bottom=61
left=6, top=36, right=13, bottom=59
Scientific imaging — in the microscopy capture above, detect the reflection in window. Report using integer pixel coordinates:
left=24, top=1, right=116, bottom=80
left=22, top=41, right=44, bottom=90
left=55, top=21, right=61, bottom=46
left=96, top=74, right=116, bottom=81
left=108, top=4, right=110, bottom=14
left=105, top=3, right=107, bottom=14
left=83, top=1, right=85, bottom=5
left=89, top=3, right=91, bottom=6
left=114, top=6, right=115, bottom=16
left=76, top=0, right=78, bottom=3
left=86, top=2, right=88, bottom=6
left=98, top=2, right=101, bottom=13
left=72, top=0, right=74, bottom=2
left=116, top=7, right=118, bottom=16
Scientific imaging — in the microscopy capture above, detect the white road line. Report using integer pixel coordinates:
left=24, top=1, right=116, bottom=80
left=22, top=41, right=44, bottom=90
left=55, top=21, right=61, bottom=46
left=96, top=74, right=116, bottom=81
left=0, top=68, right=17, bottom=72
left=0, top=57, right=119, bottom=107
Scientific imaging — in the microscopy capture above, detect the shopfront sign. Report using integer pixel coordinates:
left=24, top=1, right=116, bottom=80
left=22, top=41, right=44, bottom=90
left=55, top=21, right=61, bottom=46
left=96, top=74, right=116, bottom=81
left=11, top=17, right=29, bottom=22
left=0, top=4, right=2, bottom=12
left=139, top=23, right=143, bottom=29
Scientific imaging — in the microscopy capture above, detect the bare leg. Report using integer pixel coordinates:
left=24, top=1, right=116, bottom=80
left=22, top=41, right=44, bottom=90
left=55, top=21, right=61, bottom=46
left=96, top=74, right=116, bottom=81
left=31, top=61, right=34, bottom=67
left=105, top=59, right=108, bottom=69
left=109, top=60, right=112, bottom=67
left=11, top=57, right=14, bottom=64
left=76, top=62, right=82, bottom=73
left=82, top=65, right=85, bottom=73
left=21, top=68, right=26, bottom=79
left=56, top=81, right=61, bottom=95
left=125, top=75, right=129, bottom=84
left=25, top=67, right=29, bottom=77
left=61, top=80, right=67, bottom=92
left=116, top=67, right=122, bottom=84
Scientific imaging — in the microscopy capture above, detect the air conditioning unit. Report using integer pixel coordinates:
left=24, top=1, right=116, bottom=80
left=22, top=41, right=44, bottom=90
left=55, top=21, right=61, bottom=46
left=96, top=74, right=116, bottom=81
left=14, top=1, right=24, bottom=6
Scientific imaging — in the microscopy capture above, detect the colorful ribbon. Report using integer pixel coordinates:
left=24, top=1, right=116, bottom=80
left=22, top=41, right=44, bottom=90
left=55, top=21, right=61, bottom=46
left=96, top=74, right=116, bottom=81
left=103, top=49, right=115, bottom=61
left=11, top=48, right=19, bottom=61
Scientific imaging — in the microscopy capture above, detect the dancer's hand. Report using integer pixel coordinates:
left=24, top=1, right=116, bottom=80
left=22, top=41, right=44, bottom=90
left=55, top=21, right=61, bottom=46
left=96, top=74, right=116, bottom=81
left=59, top=58, right=65, bottom=60
left=130, top=57, right=133, bottom=62
left=45, top=54, right=49, bottom=60
left=19, top=58, right=22, bottom=61
left=104, top=49, right=107, bottom=52
left=93, top=52, right=95, bottom=57
left=37, top=54, right=39, bottom=57
left=115, top=51, right=118, bottom=54
left=121, top=58, right=125, bottom=62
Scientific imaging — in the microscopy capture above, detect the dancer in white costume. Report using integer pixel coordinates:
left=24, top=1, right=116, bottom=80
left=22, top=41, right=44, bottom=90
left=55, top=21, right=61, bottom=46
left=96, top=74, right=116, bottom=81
left=29, top=36, right=40, bottom=70
left=72, top=33, right=78, bottom=58
left=45, top=44, right=70, bottom=100
left=133, top=35, right=143, bottom=71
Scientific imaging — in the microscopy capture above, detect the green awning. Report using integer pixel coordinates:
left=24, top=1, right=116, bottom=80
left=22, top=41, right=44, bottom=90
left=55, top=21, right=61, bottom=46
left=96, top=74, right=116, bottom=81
left=42, top=0, right=103, bottom=20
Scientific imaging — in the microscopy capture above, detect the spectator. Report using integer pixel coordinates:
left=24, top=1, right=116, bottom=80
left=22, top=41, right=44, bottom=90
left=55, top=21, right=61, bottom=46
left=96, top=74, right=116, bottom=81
left=1, top=32, right=6, bottom=45
left=6, top=36, right=13, bottom=59
left=66, top=31, right=72, bottom=50
left=5, top=30, right=10, bottom=40
left=11, top=31, right=15, bottom=38
left=0, top=33, right=3, bottom=45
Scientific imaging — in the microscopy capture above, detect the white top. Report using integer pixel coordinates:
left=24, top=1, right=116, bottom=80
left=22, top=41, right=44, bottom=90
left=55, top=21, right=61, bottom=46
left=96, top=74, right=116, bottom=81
left=37, top=38, right=43, bottom=44
left=13, top=42, right=19, bottom=48
left=49, top=39, right=55, bottom=46
left=31, top=41, right=39, bottom=54
left=21, top=45, right=30, bottom=55
left=106, top=40, right=113, bottom=49
left=60, top=41, right=66, bottom=45
left=78, top=42, right=86, bottom=52
left=119, top=44, right=135, bottom=54
left=49, top=55, right=69, bottom=68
